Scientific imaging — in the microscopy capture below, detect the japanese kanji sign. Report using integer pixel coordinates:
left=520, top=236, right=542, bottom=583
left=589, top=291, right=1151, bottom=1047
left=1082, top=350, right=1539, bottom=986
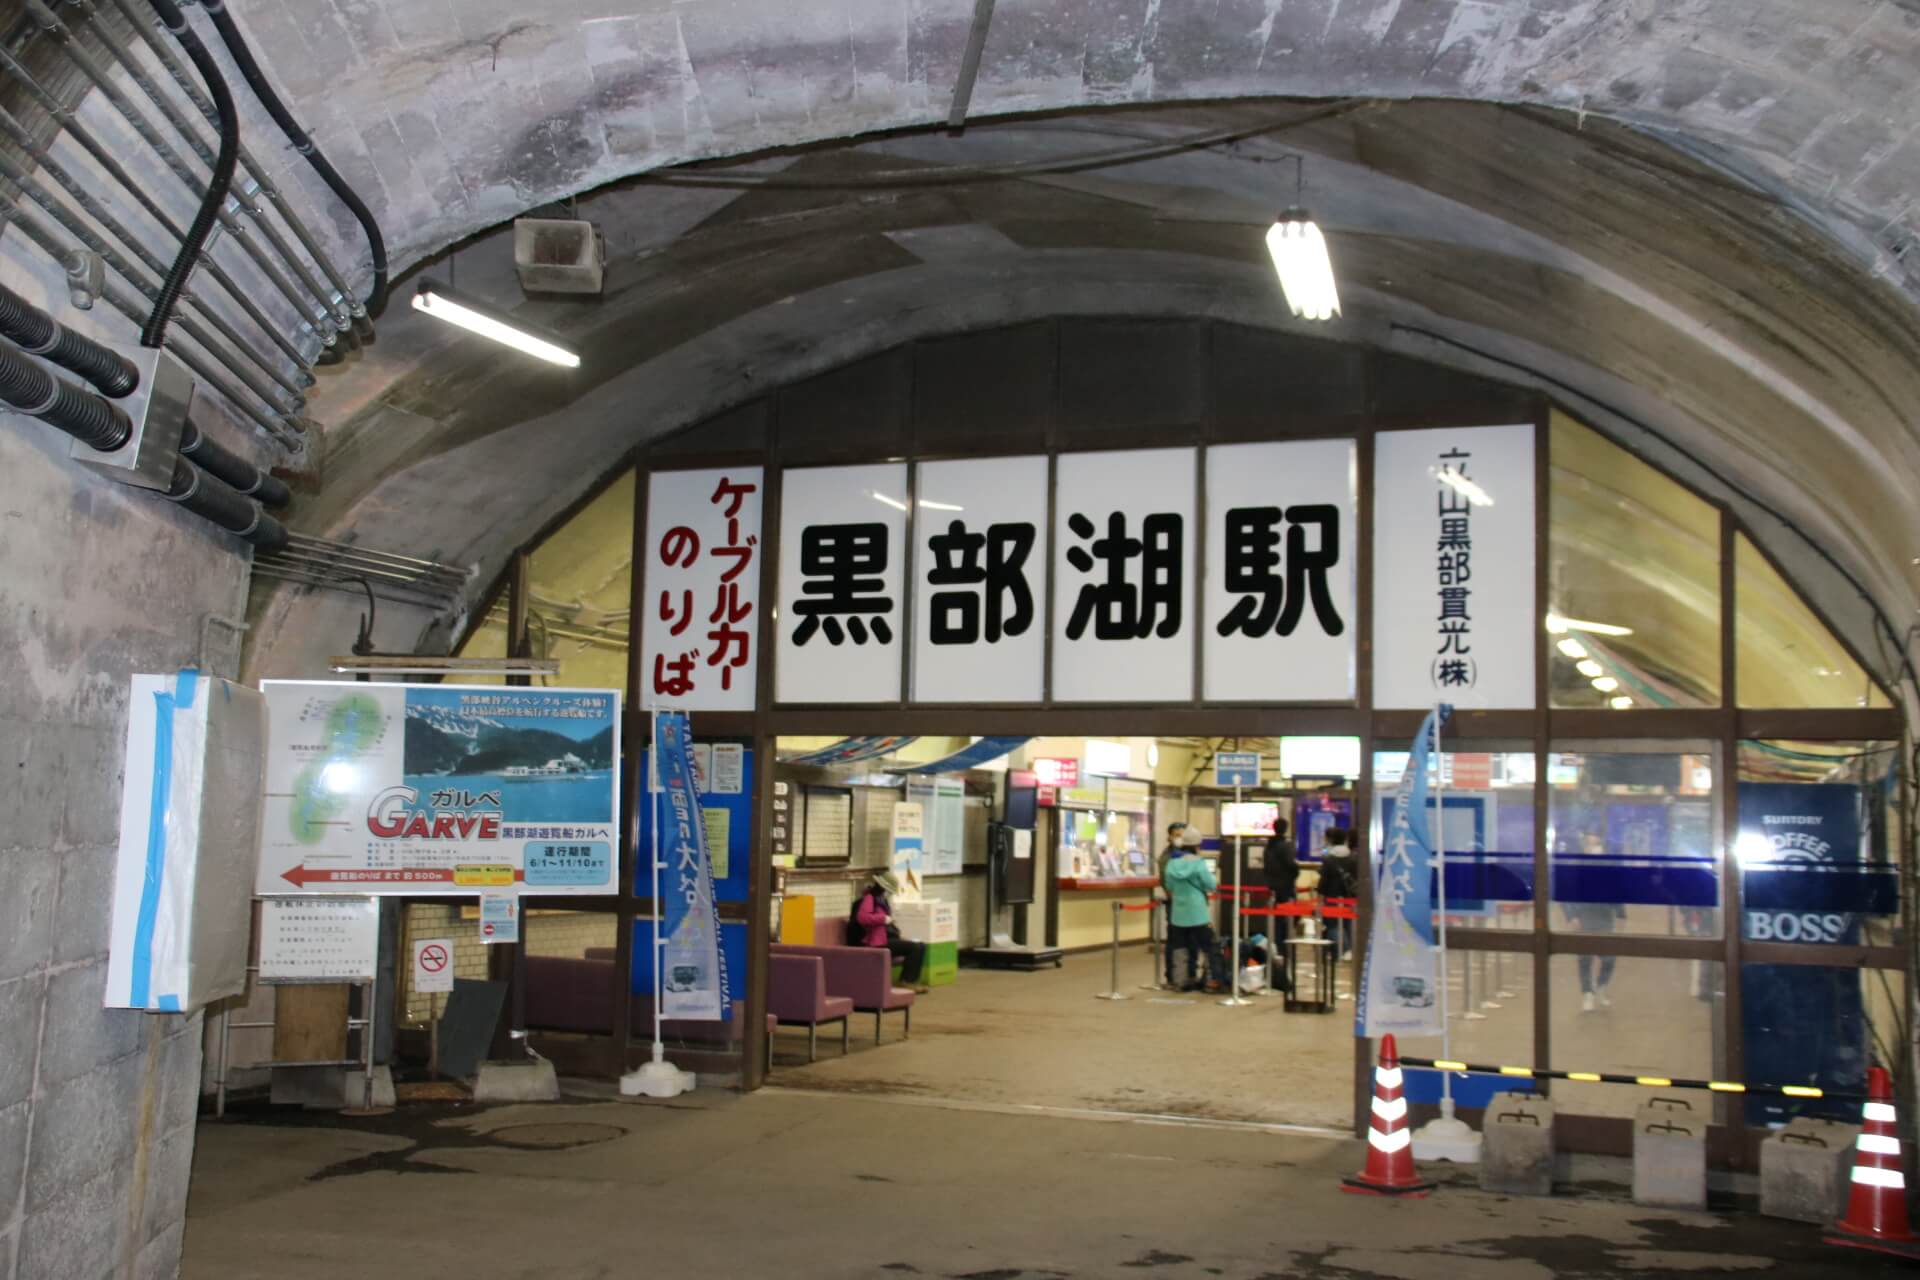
left=1204, top=439, right=1355, bottom=702
left=258, top=681, right=620, bottom=896
left=912, top=456, right=1046, bottom=703
left=258, top=897, right=379, bottom=983
left=1372, top=425, right=1535, bottom=709
left=1051, top=448, right=1196, bottom=703
left=776, top=462, right=907, bottom=703
left=642, top=467, right=763, bottom=711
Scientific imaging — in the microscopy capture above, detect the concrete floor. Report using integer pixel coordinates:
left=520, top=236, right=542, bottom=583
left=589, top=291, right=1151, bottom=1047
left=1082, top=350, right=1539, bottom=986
left=772, top=949, right=1359, bottom=1130
left=181, top=1087, right=1907, bottom=1279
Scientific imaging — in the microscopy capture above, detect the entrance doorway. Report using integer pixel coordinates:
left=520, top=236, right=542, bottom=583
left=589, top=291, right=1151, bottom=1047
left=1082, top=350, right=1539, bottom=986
left=766, top=734, right=1361, bottom=1131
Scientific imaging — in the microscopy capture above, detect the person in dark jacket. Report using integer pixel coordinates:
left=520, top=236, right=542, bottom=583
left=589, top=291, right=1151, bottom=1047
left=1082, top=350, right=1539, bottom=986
left=1155, top=822, right=1187, bottom=987
left=1316, top=827, right=1358, bottom=959
left=1262, top=818, right=1299, bottom=935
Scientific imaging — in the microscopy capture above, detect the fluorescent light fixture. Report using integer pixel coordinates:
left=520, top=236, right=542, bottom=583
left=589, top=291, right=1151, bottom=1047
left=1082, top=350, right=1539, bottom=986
left=1609, top=694, right=1634, bottom=709
left=1545, top=612, right=1634, bottom=637
left=869, top=491, right=909, bottom=512
left=412, top=279, right=580, bottom=368
left=1556, top=638, right=1589, bottom=661
left=1266, top=209, right=1340, bottom=321
left=1591, top=675, right=1619, bottom=693
left=328, top=655, right=561, bottom=676
left=1436, top=469, right=1494, bottom=507
left=1575, top=659, right=1604, bottom=678
left=918, top=498, right=965, bottom=512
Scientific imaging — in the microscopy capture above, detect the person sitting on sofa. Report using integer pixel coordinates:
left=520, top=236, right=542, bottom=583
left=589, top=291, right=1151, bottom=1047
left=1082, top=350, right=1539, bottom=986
left=849, top=871, right=930, bottom=993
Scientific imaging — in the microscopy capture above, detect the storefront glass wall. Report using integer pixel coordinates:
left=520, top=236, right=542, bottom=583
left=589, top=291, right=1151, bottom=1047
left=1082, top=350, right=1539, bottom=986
left=1549, top=956, right=1726, bottom=1121
left=1736, top=534, right=1890, bottom=709
left=1370, top=746, right=1535, bottom=934
left=1547, top=741, right=1721, bottom=940
left=1736, top=739, right=1901, bottom=949
left=1548, top=414, right=1720, bottom=709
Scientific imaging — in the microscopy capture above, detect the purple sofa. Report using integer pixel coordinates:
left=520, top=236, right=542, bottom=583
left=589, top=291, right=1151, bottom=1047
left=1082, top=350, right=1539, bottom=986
left=767, top=952, right=854, bottom=1062
left=771, top=918, right=915, bottom=1044
left=523, top=953, right=776, bottom=1072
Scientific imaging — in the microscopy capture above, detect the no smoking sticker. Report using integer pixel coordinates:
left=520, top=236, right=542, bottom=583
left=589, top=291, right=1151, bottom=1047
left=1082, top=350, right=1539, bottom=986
left=412, top=938, right=455, bottom=994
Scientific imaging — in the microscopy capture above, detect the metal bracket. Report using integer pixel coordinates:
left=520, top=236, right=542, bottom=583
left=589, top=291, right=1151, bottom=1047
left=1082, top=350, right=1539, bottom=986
left=64, top=249, right=103, bottom=310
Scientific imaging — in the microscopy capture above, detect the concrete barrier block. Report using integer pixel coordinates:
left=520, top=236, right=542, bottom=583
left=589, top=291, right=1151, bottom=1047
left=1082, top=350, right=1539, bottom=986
left=1761, top=1117, right=1858, bottom=1224
left=1633, top=1098, right=1707, bottom=1211
left=473, top=1058, right=560, bottom=1103
left=1480, top=1092, right=1555, bottom=1196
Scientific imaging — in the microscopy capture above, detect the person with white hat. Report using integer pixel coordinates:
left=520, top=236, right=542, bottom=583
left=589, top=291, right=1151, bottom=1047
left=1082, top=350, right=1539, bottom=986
left=849, top=870, right=930, bottom=993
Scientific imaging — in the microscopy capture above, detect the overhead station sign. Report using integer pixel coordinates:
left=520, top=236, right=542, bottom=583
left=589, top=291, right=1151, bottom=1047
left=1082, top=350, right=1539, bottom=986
left=259, top=681, right=620, bottom=896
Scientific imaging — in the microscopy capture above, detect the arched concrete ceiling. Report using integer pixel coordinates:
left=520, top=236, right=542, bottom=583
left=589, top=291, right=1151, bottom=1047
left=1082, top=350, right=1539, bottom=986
left=249, top=97, right=1920, bottom=689
left=243, top=0, right=1919, bottom=292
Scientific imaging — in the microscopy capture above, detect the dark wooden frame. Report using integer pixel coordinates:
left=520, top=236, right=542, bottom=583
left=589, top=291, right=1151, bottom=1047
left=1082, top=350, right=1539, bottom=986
left=455, top=321, right=1904, bottom=1149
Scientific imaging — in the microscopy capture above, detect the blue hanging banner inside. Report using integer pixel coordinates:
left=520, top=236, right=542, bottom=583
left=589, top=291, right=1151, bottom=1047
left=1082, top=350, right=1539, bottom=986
left=652, top=712, right=728, bottom=1021
left=1356, top=704, right=1450, bottom=1038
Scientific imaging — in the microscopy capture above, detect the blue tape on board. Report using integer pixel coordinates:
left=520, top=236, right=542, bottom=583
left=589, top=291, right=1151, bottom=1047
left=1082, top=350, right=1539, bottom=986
left=128, top=680, right=178, bottom=1011
left=157, top=995, right=181, bottom=1013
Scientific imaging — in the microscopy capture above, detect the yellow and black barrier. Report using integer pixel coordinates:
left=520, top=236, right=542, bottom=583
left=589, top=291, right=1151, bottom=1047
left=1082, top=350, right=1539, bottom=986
left=1398, top=1055, right=1863, bottom=1104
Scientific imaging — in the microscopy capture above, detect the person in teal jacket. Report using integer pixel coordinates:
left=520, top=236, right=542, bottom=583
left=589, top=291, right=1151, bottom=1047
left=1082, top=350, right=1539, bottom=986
left=1163, top=838, right=1221, bottom=992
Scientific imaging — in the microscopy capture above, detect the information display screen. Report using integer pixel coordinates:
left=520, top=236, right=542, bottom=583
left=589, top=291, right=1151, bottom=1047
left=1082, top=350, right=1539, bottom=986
left=1221, top=802, right=1280, bottom=837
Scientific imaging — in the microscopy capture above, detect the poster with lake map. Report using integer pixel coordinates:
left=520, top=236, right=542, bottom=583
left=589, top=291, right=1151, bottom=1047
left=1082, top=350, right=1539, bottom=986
left=258, top=681, right=620, bottom=896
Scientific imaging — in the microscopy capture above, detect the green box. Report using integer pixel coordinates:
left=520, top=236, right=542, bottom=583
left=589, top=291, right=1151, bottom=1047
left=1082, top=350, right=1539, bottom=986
left=893, top=940, right=959, bottom=987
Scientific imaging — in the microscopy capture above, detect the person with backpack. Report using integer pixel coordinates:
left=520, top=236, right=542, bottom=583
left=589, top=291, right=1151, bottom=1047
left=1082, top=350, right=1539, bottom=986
left=1162, top=832, right=1222, bottom=992
left=848, top=871, right=930, bottom=993
left=1316, top=827, right=1359, bottom=960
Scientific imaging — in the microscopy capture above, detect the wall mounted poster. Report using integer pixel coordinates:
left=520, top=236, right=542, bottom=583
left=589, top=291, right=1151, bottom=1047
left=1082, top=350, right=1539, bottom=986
left=1372, top=425, right=1535, bottom=709
left=259, top=681, right=620, bottom=896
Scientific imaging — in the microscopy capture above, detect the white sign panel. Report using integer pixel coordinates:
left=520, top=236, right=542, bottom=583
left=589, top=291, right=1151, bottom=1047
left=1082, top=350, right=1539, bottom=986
left=911, top=456, right=1047, bottom=703
left=1372, top=425, right=1536, bottom=709
left=412, top=937, right=455, bottom=994
left=258, top=897, right=379, bottom=983
left=1204, top=439, right=1356, bottom=701
left=1052, top=448, right=1196, bottom=702
left=777, top=463, right=908, bottom=703
left=259, top=681, right=620, bottom=896
left=641, top=466, right=763, bottom=711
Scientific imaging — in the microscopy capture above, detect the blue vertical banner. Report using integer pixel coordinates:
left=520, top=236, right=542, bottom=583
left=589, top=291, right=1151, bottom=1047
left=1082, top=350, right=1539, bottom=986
left=1357, top=705, right=1450, bottom=1038
left=654, top=712, right=728, bottom=1021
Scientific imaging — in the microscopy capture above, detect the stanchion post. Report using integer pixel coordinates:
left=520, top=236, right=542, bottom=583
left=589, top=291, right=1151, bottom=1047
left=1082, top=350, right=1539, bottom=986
left=1096, top=899, right=1130, bottom=1000
left=1220, top=782, right=1251, bottom=1007
left=1139, top=890, right=1165, bottom=991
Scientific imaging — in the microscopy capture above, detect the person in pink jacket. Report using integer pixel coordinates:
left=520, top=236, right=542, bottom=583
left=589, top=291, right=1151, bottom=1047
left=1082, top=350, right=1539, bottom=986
left=850, top=871, right=930, bottom=993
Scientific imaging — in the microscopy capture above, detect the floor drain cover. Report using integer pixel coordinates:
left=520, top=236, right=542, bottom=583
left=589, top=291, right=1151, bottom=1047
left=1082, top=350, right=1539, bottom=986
left=489, top=1122, right=625, bottom=1149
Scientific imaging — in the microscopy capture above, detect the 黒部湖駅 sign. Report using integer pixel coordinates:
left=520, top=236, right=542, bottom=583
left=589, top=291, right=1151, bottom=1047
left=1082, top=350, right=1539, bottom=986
left=258, top=682, right=620, bottom=896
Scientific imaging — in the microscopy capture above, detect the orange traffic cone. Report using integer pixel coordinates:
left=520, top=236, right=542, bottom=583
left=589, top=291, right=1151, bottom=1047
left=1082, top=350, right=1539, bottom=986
left=1342, top=1034, right=1434, bottom=1197
left=1827, top=1066, right=1920, bottom=1257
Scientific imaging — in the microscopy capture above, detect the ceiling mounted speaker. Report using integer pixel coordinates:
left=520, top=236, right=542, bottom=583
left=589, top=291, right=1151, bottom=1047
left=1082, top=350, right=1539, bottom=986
left=512, top=218, right=606, bottom=295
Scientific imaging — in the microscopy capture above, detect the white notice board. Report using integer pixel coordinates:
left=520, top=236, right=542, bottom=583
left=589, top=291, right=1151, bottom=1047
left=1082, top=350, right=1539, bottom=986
left=258, top=897, right=379, bottom=984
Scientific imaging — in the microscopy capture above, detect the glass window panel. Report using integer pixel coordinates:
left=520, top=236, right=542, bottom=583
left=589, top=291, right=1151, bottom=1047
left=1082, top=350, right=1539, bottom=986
left=1549, top=957, right=1725, bottom=1120
left=1394, top=948, right=1534, bottom=1095
left=1547, top=413, right=1721, bottom=709
left=1742, top=964, right=1905, bottom=1129
left=528, top=470, right=634, bottom=690
left=1370, top=744, right=1536, bottom=933
left=1548, top=742, right=1721, bottom=939
left=1736, top=534, right=1889, bottom=708
left=1736, top=740, right=1901, bottom=948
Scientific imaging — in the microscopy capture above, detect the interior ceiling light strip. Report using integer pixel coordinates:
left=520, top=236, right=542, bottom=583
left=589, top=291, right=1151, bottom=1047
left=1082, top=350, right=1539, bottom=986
left=412, top=280, right=579, bottom=368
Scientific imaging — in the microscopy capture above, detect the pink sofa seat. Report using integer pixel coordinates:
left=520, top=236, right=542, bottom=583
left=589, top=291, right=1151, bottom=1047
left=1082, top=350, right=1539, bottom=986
left=524, top=954, right=777, bottom=1070
left=768, top=952, right=853, bottom=1062
left=774, top=941, right=916, bottom=1044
